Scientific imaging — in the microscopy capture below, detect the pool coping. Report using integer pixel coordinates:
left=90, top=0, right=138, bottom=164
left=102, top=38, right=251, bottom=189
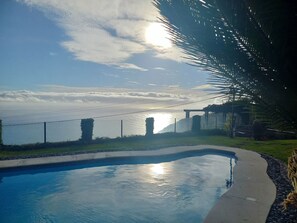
left=0, top=145, right=276, bottom=223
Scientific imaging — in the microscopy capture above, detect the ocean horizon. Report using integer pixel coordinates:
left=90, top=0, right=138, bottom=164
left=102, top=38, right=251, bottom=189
left=2, top=110, right=226, bottom=145
left=2, top=111, right=190, bottom=145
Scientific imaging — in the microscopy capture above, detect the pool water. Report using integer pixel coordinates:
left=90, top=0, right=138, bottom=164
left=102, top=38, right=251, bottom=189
left=0, top=152, right=235, bottom=223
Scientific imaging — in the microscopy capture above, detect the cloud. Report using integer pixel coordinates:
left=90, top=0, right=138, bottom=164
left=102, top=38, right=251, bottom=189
left=127, top=81, right=138, bottom=85
left=167, top=85, right=180, bottom=89
left=0, top=90, right=45, bottom=103
left=0, top=85, right=223, bottom=124
left=0, top=86, right=194, bottom=104
left=153, top=67, right=166, bottom=71
left=0, top=85, right=223, bottom=110
left=154, top=45, right=187, bottom=63
left=192, top=84, right=217, bottom=92
left=61, top=26, right=146, bottom=66
left=19, top=0, right=187, bottom=70
left=116, top=63, right=148, bottom=71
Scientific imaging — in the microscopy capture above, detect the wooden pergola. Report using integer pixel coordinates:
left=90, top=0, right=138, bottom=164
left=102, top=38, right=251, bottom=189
left=183, top=109, right=204, bottom=119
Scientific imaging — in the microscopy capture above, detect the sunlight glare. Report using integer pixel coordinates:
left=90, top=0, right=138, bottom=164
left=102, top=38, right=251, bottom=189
left=145, top=23, right=172, bottom=48
left=146, top=113, right=173, bottom=133
left=151, top=164, right=165, bottom=175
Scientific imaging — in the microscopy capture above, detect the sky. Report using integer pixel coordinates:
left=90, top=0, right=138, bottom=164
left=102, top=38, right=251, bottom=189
left=0, top=0, right=221, bottom=124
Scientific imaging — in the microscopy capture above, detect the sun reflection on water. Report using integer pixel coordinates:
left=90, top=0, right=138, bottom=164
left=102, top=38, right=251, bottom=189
left=145, top=113, right=173, bottom=133
left=151, top=164, right=165, bottom=175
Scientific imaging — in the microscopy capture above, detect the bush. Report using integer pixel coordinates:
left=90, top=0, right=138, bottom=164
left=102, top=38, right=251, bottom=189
left=252, top=120, right=266, bottom=140
left=283, top=149, right=297, bottom=210
left=80, top=118, right=94, bottom=143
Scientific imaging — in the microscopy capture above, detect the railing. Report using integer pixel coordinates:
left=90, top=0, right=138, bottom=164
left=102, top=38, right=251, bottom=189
left=1, top=112, right=227, bottom=146
left=1, top=117, right=187, bottom=145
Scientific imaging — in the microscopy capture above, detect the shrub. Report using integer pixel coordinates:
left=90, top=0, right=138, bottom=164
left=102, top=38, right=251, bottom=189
left=283, top=149, right=297, bottom=209
left=224, top=114, right=235, bottom=137
left=252, top=120, right=266, bottom=140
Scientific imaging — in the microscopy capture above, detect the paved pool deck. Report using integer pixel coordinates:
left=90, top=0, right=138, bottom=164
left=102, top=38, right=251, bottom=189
left=0, top=145, right=276, bottom=223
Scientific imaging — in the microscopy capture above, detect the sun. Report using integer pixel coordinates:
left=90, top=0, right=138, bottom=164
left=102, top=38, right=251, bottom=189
left=145, top=22, right=172, bottom=48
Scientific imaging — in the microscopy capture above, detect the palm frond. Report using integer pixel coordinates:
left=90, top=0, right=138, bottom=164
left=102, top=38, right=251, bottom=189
left=154, top=0, right=297, bottom=130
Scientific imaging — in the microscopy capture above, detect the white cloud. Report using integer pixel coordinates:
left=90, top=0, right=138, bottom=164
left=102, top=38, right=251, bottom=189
left=116, top=63, right=148, bottom=71
left=0, top=86, right=223, bottom=124
left=127, top=81, right=138, bottom=85
left=167, top=85, right=180, bottom=89
left=19, top=0, right=186, bottom=70
left=0, top=87, right=193, bottom=104
left=192, top=84, right=216, bottom=92
left=61, top=26, right=146, bottom=65
left=154, top=45, right=187, bottom=63
left=153, top=67, right=165, bottom=71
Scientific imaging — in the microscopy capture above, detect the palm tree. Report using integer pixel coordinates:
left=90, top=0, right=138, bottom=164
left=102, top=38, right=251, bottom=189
left=154, top=0, right=297, bottom=130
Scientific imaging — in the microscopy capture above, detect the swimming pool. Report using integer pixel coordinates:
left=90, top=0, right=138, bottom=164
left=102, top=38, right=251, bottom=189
left=0, top=151, right=235, bottom=223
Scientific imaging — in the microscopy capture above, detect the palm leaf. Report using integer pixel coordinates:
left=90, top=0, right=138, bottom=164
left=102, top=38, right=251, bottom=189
left=154, top=0, right=297, bottom=130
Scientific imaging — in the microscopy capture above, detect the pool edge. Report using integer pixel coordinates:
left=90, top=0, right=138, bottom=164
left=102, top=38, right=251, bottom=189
left=203, top=145, right=276, bottom=223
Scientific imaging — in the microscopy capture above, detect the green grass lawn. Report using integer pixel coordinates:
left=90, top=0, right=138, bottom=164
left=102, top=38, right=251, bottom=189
left=1, top=135, right=297, bottom=163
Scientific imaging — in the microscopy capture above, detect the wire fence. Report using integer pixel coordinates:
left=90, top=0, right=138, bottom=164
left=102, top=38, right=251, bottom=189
left=1, top=111, right=228, bottom=145
left=1, top=117, right=185, bottom=145
left=0, top=95, right=231, bottom=145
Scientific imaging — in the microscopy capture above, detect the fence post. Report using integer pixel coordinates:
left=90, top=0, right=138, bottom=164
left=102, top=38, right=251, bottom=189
left=174, top=118, right=177, bottom=133
left=145, top=117, right=154, bottom=136
left=192, top=115, right=201, bottom=133
left=0, top=119, right=3, bottom=146
left=44, top=122, right=47, bottom=144
left=121, top=120, right=123, bottom=138
left=187, top=118, right=190, bottom=131
left=80, top=118, right=94, bottom=143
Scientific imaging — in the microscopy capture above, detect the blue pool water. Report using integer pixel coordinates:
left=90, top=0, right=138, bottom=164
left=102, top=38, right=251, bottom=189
left=0, top=151, right=235, bottom=223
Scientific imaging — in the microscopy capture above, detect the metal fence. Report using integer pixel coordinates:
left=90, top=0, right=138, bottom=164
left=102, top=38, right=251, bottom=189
left=1, top=117, right=187, bottom=145
left=1, top=112, right=227, bottom=146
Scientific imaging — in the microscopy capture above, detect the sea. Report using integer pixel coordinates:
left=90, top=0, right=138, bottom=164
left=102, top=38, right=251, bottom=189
left=0, top=101, right=225, bottom=145
left=1, top=111, right=189, bottom=145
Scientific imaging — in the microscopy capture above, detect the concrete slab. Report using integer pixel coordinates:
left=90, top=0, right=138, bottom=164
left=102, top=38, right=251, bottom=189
left=0, top=145, right=276, bottom=222
left=203, top=146, right=276, bottom=223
